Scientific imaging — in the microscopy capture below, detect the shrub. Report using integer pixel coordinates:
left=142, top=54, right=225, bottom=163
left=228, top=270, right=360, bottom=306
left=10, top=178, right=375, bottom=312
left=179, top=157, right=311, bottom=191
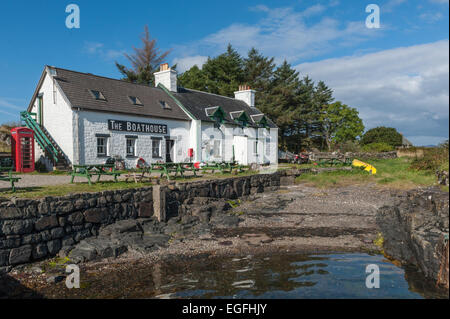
left=360, top=127, right=403, bottom=147
left=361, top=142, right=394, bottom=153
left=35, top=160, right=48, bottom=173
left=409, top=140, right=449, bottom=172
left=331, top=140, right=362, bottom=153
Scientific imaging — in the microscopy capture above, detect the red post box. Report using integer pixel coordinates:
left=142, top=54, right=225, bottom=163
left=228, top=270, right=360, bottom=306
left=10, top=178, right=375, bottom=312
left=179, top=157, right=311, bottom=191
left=11, top=127, right=35, bottom=173
left=188, top=148, right=194, bottom=158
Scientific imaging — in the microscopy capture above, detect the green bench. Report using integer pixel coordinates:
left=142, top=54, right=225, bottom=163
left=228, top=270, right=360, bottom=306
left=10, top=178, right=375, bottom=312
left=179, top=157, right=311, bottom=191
left=201, top=161, right=246, bottom=174
left=70, top=164, right=121, bottom=186
left=149, top=162, right=199, bottom=180
left=0, top=166, right=21, bottom=192
left=314, top=156, right=352, bottom=167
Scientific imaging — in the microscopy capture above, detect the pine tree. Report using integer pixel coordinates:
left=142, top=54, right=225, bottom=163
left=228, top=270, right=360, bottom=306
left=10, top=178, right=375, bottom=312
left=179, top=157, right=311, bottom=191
left=262, top=60, right=301, bottom=149
left=116, top=25, right=171, bottom=85
left=201, top=44, right=245, bottom=97
left=178, top=65, right=208, bottom=91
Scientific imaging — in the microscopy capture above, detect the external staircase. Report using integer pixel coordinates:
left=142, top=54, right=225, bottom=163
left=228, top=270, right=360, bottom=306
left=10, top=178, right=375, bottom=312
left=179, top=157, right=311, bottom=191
left=20, top=111, right=71, bottom=170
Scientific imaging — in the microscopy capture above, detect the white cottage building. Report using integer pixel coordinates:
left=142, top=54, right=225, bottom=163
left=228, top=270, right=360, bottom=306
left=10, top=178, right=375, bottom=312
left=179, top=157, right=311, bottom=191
left=25, top=64, right=278, bottom=170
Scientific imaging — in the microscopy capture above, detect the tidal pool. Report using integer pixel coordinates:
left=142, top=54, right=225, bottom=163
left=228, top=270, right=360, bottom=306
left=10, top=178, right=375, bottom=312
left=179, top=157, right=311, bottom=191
left=41, top=252, right=446, bottom=299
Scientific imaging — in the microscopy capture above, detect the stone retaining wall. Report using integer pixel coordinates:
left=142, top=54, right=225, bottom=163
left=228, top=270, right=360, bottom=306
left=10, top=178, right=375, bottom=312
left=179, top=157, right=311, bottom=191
left=0, top=169, right=303, bottom=271
left=0, top=188, right=154, bottom=271
left=310, top=151, right=397, bottom=161
left=345, top=151, right=398, bottom=160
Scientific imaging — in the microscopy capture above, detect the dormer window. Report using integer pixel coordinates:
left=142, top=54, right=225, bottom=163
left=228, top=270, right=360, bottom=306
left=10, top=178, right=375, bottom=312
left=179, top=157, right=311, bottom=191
left=230, top=111, right=250, bottom=127
left=128, top=96, right=143, bottom=106
left=90, top=90, right=106, bottom=101
left=205, top=106, right=226, bottom=124
left=251, top=114, right=269, bottom=129
left=160, top=100, right=171, bottom=109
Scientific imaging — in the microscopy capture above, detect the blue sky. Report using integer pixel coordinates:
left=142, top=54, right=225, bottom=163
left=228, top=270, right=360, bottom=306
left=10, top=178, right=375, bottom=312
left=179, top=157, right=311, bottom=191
left=0, top=0, right=448, bottom=145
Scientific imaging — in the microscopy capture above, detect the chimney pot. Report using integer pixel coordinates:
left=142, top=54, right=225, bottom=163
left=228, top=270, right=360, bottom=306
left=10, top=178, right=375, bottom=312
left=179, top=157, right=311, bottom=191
left=234, top=84, right=256, bottom=107
left=160, top=63, right=169, bottom=71
left=154, top=64, right=177, bottom=92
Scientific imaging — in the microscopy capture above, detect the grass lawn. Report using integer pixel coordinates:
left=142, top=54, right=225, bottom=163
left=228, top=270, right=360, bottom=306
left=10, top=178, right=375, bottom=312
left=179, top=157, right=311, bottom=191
left=0, top=181, right=152, bottom=199
left=0, top=158, right=445, bottom=198
left=0, top=169, right=261, bottom=199
left=295, top=157, right=442, bottom=190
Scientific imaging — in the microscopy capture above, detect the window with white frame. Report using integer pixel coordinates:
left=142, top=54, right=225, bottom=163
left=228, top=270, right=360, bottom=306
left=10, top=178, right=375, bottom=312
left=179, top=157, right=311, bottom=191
left=265, top=137, right=270, bottom=156
left=213, top=140, right=221, bottom=157
left=253, top=140, right=258, bottom=155
left=152, top=139, right=161, bottom=158
left=97, top=137, right=107, bottom=157
left=126, top=138, right=136, bottom=157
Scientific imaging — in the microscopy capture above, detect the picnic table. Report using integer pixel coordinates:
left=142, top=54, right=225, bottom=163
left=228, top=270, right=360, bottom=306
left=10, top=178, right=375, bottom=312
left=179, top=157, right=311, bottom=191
left=148, top=162, right=199, bottom=180
left=0, top=166, right=21, bottom=192
left=201, top=161, right=246, bottom=174
left=312, top=154, right=353, bottom=167
left=124, top=167, right=153, bottom=183
left=70, top=164, right=121, bottom=186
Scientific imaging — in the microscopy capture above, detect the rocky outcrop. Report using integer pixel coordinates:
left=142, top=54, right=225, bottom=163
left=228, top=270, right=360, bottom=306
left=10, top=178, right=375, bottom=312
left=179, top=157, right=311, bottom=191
left=376, top=187, right=449, bottom=288
left=65, top=197, right=239, bottom=264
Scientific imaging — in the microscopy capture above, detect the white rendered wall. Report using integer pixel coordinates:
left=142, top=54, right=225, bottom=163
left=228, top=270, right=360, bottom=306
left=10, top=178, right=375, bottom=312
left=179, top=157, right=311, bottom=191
left=199, top=122, right=278, bottom=165
left=78, top=110, right=191, bottom=168
left=30, top=71, right=74, bottom=168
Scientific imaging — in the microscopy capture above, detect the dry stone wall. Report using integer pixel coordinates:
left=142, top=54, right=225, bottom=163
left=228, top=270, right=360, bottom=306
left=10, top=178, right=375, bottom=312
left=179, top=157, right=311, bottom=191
left=0, top=188, right=154, bottom=271
left=0, top=170, right=301, bottom=271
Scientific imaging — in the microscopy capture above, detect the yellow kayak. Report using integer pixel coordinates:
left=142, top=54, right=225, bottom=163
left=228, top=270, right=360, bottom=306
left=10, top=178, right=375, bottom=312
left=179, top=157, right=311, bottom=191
left=352, top=159, right=377, bottom=175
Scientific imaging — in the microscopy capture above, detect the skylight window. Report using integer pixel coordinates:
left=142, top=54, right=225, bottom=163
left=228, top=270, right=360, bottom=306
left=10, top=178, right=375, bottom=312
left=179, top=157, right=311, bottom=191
left=159, top=100, right=171, bottom=109
left=90, top=90, right=106, bottom=101
left=129, top=96, right=143, bottom=106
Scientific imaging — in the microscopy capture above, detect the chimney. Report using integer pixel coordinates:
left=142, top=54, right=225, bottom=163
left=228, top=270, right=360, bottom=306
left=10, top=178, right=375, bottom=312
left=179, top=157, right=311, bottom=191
left=154, top=63, right=177, bottom=92
left=234, top=85, right=256, bottom=108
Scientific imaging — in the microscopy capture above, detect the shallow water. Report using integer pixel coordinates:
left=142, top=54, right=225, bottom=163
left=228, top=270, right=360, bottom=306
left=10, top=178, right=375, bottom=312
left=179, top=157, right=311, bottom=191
left=149, top=253, right=446, bottom=299
left=57, top=252, right=447, bottom=299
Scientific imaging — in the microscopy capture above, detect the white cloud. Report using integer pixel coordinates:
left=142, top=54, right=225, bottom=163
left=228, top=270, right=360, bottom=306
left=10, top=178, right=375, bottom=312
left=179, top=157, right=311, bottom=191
left=0, top=97, right=24, bottom=111
left=383, top=0, right=407, bottom=12
left=173, top=4, right=380, bottom=65
left=172, top=55, right=208, bottom=73
left=429, top=0, right=449, bottom=4
left=83, top=42, right=124, bottom=61
left=419, top=12, right=443, bottom=22
left=296, top=40, right=449, bottom=146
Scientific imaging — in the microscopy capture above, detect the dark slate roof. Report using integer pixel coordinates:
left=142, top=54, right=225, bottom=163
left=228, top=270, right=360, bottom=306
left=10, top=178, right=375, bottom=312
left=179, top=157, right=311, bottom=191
left=45, top=67, right=191, bottom=121
left=172, top=88, right=277, bottom=128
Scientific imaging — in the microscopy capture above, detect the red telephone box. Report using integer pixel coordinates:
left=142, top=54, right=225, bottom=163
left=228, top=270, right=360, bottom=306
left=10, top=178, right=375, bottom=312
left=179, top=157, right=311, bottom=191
left=11, top=127, right=35, bottom=173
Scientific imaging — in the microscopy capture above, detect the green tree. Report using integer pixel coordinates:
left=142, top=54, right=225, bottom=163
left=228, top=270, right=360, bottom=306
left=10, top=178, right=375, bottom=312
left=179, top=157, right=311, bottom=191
left=177, top=65, right=208, bottom=91
left=116, top=25, right=171, bottom=85
left=243, top=48, right=275, bottom=90
left=201, top=44, right=245, bottom=97
left=261, top=60, right=301, bottom=149
left=321, top=102, right=365, bottom=150
left=360, top=126, right=403, bottom=147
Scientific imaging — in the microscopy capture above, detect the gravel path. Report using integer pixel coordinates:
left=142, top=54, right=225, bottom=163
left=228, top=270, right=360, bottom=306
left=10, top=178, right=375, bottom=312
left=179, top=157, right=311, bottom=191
left=0, top=171, right=200, bottom=189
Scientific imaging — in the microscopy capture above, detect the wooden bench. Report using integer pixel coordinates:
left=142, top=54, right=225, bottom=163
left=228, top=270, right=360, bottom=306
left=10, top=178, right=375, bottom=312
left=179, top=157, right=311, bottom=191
left=70, top=164, right=121, bottom=186
left=0, top=166, right=21, bottom=192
